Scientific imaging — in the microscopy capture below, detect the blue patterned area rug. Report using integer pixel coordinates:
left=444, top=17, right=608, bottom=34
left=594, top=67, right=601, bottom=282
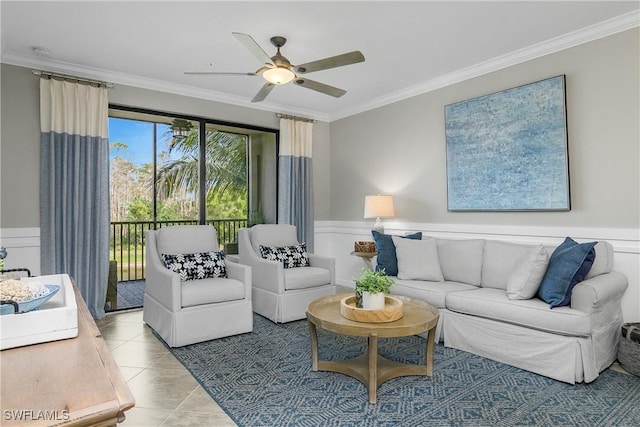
left=165, top=314, right=640, bottom=426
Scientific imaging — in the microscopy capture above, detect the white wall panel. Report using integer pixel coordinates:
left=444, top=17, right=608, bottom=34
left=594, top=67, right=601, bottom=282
left=0, top=228, right=41, bottom=276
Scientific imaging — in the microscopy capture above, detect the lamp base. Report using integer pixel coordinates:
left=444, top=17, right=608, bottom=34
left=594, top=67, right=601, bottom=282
left=372, top=217, right=384, bottom=234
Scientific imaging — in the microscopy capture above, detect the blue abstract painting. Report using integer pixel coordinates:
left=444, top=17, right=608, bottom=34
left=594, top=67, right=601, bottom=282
left=445, top=75, right=570, bottom=211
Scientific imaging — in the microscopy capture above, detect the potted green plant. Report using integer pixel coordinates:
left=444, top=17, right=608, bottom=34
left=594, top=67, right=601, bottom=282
left=354, top=268, right=395, bottom=310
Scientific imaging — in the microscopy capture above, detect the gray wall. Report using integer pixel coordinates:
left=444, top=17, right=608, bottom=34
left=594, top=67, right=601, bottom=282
left=0, top=63, right=332, bottom=227
left=329, top=28, right=639, bottom=229
left=1, top=64, right=42, bottom=227
left=2, top=28, right=638, bottom=229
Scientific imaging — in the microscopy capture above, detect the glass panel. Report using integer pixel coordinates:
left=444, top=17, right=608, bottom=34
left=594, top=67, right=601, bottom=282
left=249, top=132, right=277, bottom=225
left=156, top=120, right=199, bottom=222
left=108, top=116, right=155, bottom=311
left=204, top=124, right=248, bottom=251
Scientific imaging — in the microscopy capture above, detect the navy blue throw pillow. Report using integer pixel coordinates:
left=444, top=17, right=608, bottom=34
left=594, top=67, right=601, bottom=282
left=538, top=237, right=596, bottom=308
left=372, top=230, right=422, bottom=276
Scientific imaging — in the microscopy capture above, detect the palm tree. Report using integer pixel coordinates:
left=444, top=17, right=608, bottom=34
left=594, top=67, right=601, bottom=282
left=155, top=127, right=248, bottom=219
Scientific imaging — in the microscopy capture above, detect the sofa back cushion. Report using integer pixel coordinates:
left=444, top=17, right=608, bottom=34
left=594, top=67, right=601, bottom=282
left=392, top=236, right=443, bottom=281
left=586, top=241, right=614, bottom=279
left=437, top=239, right=484, bottom=286
left=482, top=240, right=535, bottom=289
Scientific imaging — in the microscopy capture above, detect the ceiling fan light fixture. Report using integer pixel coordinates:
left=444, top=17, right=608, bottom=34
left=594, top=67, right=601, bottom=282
left=263, top=67, right=295, bottom=85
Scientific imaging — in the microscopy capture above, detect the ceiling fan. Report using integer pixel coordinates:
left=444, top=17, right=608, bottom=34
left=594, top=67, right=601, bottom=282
left=185, top=32, right=365, bottom=103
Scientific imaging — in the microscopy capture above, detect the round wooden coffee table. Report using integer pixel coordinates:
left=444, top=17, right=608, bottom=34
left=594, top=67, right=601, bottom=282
left=306, top=293, right=439, bottom=404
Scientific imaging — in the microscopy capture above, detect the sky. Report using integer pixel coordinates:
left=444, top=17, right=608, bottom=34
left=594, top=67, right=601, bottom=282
left=108, top=117, right=173, bottom=166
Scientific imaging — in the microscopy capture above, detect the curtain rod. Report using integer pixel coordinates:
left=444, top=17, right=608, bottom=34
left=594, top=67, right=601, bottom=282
left=32, top=70, right=114, bottom=88
left=276, top=113, right=316, bottom=123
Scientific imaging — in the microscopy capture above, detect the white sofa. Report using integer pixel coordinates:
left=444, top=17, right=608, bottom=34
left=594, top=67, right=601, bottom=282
left=374, top=236, right=627, bottom=384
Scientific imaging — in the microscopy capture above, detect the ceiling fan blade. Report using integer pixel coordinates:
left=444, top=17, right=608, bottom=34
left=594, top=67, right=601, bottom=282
left=294, top=51, right=365, bottom=74
left=184, top=72, right=257, bottom=76
left=293, top=78, right=346, bottom=98
left=232, top=32, right=275, bottom=67
left=251, top=83, right=276, bottom=103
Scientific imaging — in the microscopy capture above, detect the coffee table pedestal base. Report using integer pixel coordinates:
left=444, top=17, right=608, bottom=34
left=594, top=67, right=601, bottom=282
left=309, top=324, right=434, bottom=404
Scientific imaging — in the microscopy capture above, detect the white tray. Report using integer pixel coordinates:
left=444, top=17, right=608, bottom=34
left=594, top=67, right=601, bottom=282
left=0, top=274, right=78, bottom=350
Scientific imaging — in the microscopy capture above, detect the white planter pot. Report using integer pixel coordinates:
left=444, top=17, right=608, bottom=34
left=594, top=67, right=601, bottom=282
left=362, top=291, right=386, bottom=310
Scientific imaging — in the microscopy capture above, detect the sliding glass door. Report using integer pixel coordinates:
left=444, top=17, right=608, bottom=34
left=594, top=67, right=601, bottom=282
left=106, top=107, right=277, bottom=311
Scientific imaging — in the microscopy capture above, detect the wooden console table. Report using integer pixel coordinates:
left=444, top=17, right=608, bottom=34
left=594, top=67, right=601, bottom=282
left=1, top=283, right=135, bottom=426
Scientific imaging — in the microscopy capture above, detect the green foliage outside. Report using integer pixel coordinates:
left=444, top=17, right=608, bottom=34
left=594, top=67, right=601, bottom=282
left=109, top=127, right=250, bottom=282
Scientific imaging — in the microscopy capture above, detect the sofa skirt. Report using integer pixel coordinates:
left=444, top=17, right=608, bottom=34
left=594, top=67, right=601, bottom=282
left=443, top=309, right=599, bottom=384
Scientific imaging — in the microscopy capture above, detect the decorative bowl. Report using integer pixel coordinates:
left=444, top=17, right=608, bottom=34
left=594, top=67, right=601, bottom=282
left=0, top=285, right=60, bottom=315
left=340, top=295, right=404, bottom=323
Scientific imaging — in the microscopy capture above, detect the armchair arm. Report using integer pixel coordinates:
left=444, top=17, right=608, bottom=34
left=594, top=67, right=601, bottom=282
left=226, top=261, right=252, bottom=301
left=238, top=228, right=285, bottom=293
left=309, top=253, right=336, bottom=285
left=248, top=258, right=285, bottom=294
left=571, top=271, right=628, bottom=314
left=145, top=231, right=182, bottom=312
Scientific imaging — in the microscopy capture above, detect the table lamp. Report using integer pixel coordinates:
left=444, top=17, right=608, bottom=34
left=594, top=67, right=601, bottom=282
left=364, top=194, right=395, bottom=233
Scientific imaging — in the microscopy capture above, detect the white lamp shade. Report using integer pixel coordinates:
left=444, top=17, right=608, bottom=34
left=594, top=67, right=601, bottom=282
left=263, top=67, right=295, bottom=85
left=363, top=195, right=395, bottom=219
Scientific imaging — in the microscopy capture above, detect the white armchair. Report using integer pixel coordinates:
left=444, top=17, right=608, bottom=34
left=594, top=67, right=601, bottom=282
left=238, top=224, right=335, bottom=323
left=143, top=225, right=253, bottom=347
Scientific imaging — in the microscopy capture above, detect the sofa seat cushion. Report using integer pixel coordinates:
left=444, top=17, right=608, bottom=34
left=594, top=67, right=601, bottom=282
left=284, top=267, right=330, bottom=290
left=181, top=278, right=245, bottom=308
left=445, top=288, right=591, bottom=336
left=393, top=279, right=478, bottom=309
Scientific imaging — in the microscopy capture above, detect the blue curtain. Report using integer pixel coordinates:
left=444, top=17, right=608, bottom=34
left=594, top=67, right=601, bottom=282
left=278, top=118, right=314, bottom=251
left=40, top=78, right=110, bottom=318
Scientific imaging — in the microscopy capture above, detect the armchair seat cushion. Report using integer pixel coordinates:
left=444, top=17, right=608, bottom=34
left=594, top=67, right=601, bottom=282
left=284, top=267, right=331, bottom=290
left=181, top=278, right=246, bottom=308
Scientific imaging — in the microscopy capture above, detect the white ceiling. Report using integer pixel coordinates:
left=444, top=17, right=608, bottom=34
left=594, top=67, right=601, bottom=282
left=1, top=1, right=638, bottom=122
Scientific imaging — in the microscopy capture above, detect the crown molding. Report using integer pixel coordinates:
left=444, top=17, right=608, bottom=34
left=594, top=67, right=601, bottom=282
left=2, top=11, right=636, bottom=123
left=0, top=51, right=332, bottom=123
left=329, top=10, right=640, bottom=121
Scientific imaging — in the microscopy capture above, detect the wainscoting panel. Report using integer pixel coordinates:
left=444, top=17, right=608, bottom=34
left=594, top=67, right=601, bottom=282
left=314, top=221, right=640, bottom=322
left=0, top=227, right=41, bottom=276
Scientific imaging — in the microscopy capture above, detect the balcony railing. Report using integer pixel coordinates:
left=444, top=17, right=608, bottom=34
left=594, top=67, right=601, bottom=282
left=110, top=219, right=248, bottom=282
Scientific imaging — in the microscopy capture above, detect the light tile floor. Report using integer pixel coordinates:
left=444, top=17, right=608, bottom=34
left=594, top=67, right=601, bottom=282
left=95, top=309, right=237, bottom=427
left=97, top=307, right=633, bottom=427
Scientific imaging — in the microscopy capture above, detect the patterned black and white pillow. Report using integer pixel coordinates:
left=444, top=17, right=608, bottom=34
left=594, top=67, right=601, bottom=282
left=161, top=251, right=227, bottom=281
left=259, top=243, right=310, bottom=268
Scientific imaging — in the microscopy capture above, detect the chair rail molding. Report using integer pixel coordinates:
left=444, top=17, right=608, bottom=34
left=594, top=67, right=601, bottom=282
left=0, top=227, right=41, bottom=275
